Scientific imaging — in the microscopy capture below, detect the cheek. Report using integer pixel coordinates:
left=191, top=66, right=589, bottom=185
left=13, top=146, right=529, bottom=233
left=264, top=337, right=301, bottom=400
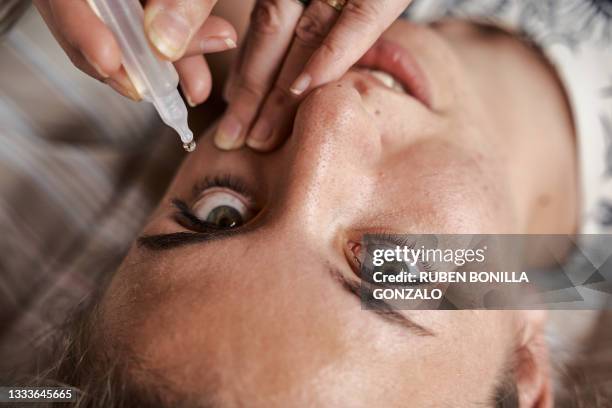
left=375, top=139, right=513, bottom=234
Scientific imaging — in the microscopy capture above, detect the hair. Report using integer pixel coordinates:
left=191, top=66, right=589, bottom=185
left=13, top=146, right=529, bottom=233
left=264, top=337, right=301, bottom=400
left=553, top=311, right=612, bottom=407
left=18, top=300, right=199, bottom=408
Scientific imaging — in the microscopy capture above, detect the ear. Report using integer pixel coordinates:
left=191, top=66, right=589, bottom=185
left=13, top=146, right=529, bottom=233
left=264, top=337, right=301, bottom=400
left=515, top=310, right=553, bottom=408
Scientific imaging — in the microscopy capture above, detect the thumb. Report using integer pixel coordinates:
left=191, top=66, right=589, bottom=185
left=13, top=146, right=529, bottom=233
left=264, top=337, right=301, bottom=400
left=290, top=0, right=410, bottom=95
left=144, top=0, right=218, bottom=61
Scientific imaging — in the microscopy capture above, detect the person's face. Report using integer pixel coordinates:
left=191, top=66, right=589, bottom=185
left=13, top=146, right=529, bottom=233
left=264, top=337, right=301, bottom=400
left=100, top=21, right=542, bottom=407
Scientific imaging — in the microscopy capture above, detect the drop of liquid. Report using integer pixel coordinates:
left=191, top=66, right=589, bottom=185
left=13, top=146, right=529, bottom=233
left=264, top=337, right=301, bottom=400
left=183, top=141, right=196, bottom=152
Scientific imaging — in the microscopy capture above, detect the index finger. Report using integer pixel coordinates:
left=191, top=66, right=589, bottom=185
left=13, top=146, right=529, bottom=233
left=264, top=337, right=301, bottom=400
left=214, top=0, right=304, bottom=150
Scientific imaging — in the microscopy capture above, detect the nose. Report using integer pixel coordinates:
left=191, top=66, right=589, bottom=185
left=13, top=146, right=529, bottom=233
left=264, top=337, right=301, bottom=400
left=268, top=79, right=383, bottom=241
left=291, top=79, right=383, bottom=164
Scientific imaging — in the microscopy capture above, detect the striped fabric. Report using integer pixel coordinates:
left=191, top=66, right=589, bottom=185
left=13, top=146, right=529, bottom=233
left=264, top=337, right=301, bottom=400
left=0, top=0, right=30, bottom=36
left=0, top=6, right=182, bottom=369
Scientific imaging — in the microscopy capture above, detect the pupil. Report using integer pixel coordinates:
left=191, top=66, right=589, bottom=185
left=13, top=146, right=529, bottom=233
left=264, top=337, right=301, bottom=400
left=207, top=206, right=243, bottom=228
left=382, top=262, right=405, bottom=276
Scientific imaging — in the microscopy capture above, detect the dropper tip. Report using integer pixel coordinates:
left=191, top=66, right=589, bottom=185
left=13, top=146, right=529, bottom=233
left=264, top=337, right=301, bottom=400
left=183, top=140, right=196, bottom=152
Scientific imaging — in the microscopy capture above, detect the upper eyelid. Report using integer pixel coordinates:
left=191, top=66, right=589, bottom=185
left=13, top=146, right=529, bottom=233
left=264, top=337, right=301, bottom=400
left=347, top=233, right=413, bottom=263
left=172, top=199, right=222, bottom=230
left=346, top=234, right=437, bottom=276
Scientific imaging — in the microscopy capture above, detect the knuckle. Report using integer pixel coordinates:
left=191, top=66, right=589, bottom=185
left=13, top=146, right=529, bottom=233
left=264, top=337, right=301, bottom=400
left=251, top=0, right=283, bottom=36
left=236, top=75, right=266, bottom=100
left=344, top=0, right=381, bottom=25
left=295, top=13, right=330, bottom=46
left=316, top=38, right=345, bottom=64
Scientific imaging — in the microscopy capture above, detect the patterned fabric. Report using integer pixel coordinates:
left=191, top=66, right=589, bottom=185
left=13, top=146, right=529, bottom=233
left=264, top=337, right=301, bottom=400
left=0, top=7, right=181, bottom=370
left=404, top=0, right=612, bottom=234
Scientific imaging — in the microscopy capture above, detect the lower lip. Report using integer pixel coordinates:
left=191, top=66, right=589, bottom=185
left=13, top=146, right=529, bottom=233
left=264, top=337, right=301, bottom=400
left=357, top=39, right=433, bottom=108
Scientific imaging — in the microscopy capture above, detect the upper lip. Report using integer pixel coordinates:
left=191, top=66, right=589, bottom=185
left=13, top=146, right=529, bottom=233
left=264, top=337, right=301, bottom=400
left=356, top=38, right=433, bottom=109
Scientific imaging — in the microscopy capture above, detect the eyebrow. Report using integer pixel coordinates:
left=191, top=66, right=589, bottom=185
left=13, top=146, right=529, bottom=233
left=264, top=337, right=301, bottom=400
left=138, top=229, right=433, bottom=336
left=328, top=267, right=434, bottom=337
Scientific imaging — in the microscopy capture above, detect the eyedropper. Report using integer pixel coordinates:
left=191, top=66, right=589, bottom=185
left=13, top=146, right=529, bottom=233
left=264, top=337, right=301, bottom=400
left=87, top=0, right=196, bottom=152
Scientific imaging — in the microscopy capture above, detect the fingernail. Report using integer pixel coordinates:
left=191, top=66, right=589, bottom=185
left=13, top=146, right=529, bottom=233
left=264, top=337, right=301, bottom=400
left=181, top=84, right=197, bottom=107
left=215, top=115, right=243, bottom=150
left=200, top=36, right=237, bottom=53
left=147, top=6, right=191, bottom=60
left=116, top=74, right=141, bottom=100
left=223, top=78, right=235, bottom=102
left=290, top=73, right=311, bottom=96
left=247, top=119, right=272, bottom=149
left=222, top=84, right=232, bottom=103
left=186, top=94, right=196, bottom=108
left=105, top=78, right=141, bottom=101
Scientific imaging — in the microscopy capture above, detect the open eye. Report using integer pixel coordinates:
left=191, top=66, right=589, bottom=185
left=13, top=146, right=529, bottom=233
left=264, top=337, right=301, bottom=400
left=192, top=187, right=253, bottom=228
left=346, top=236, right=433, bottom=286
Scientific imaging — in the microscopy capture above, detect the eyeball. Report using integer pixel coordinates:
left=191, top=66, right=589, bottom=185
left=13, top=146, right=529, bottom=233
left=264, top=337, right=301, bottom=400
left=192, top=188, right=252, bottom=228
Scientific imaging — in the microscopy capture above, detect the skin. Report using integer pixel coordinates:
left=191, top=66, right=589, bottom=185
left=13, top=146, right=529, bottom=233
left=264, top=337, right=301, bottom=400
left=34, top=0, right=413, bottom=121
left=97, top=20, right=575, bottom=407
left=217, top=0, right=414, bottom=151
left=34, top=0, right=237, bottom=104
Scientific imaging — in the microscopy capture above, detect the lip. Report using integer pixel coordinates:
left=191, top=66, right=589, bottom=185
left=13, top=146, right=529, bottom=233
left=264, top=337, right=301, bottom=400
left=356, top=39, right=433, bottom=109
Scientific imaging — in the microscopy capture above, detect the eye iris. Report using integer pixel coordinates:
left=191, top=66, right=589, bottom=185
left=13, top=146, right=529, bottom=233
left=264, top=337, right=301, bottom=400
left=206, top=206, right=243, bottom=228
left=381, top=262, right=409, bottom=278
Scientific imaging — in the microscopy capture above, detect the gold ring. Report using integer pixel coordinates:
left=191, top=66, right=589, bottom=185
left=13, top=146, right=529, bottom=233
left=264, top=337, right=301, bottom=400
left=319, top=0, right=347, bottom=12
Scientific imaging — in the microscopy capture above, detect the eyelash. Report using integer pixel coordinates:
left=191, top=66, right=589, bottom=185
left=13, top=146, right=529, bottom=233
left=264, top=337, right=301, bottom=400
left=172, top=199, right=223, bottom=232
left=354, top=233, right=436, bottom=278
left=191, top=174, right=252, bottom=201
left=372, top=233, right=415, bottom=249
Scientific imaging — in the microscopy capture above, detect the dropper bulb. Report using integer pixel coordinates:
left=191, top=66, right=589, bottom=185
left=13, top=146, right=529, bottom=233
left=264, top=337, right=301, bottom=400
left=183, top=140, right=196, bottom=152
